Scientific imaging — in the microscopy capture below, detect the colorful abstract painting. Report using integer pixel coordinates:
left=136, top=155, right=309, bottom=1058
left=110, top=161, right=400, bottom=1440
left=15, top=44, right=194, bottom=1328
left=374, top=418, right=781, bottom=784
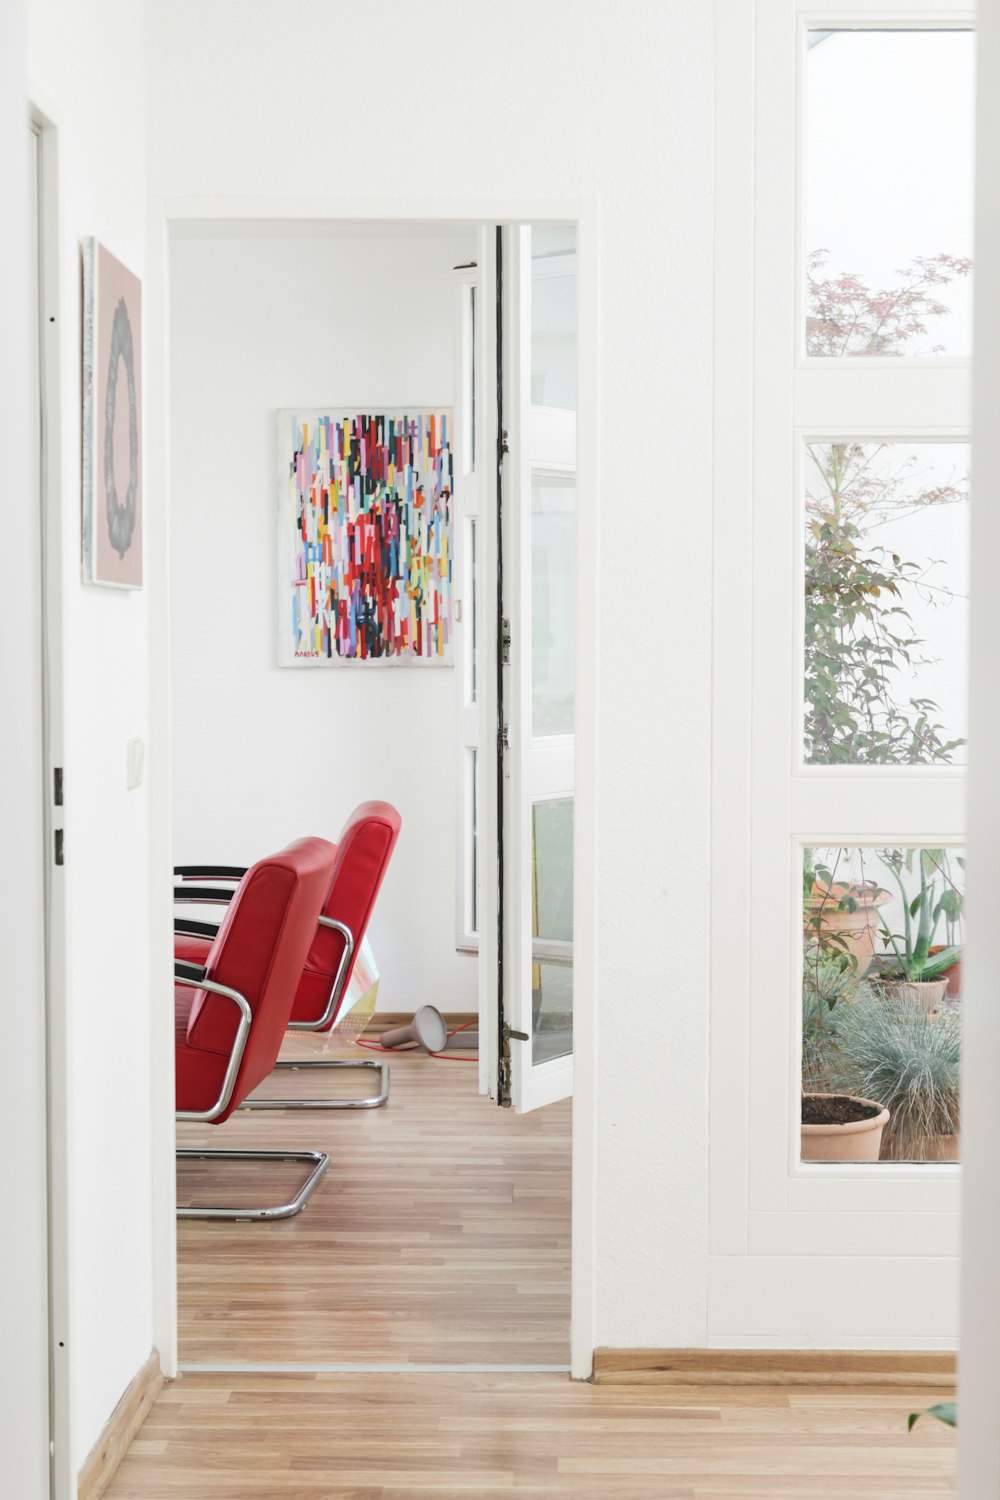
left=277, top=409, right=454, bottom=667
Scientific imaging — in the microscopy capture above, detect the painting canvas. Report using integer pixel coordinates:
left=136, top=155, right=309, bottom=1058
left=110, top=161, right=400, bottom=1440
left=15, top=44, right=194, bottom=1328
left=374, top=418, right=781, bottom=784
left=277, top=409, right=454, bottom=666
left=82, top=239, right=143, bottom=588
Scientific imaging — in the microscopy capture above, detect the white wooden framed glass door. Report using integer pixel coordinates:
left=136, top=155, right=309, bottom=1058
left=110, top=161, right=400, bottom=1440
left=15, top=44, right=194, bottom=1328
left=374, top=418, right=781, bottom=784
left=453, top=253, right=483, bottom=953
left=502, top=224, right=577, bottom=1113
left=711, top=0, right=973, bottom=1344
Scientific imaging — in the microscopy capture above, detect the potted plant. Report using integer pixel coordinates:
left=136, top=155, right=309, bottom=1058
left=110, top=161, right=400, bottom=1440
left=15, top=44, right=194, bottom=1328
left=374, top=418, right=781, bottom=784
left=872, top=849, right=964, bottom=1013
left=801, top=948, right=890, bottom=1162
left=801, top=1093, right=890, bottom=1162
left=803, top=851, right=891, bottom=977
left=830, top=991, right=961, bottom=1162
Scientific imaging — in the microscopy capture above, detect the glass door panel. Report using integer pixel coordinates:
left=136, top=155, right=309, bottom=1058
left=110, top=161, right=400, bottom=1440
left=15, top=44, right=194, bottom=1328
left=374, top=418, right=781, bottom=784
left=531, top=224, right=577, bottom=407
left=532, top=797, right=573, bottom=1065
left=532, top=475, right=576, bottom=737
left=503, top=223, right=577, bottom=1113
left=805, top=29, right=974, bottom=357
left=802, top=844, right=964, bottom=1163
left=802, top=440, right=970, bottom=765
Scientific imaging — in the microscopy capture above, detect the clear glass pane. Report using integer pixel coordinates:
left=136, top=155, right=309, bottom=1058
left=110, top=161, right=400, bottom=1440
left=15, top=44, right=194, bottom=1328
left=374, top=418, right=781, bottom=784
left=805, top=30, right=974, bottom=357
left=532, top=475, right=576, bottom=737
left=532, top=962, right=573, bottom=1066
left=532, top=798, right=573, bottom=1065
left=801, top=845, right=963, bottom=1164
left=470, top=516, right=478, bottom=704
left=803, top=441, right=970, bottom=765
left=533, top=799, right=573, bottom=942
left=469, top=283, right=477, bottom=471
left=470, top=747, right=478, bottom=934
left=531, top=223, right=577, bottom=407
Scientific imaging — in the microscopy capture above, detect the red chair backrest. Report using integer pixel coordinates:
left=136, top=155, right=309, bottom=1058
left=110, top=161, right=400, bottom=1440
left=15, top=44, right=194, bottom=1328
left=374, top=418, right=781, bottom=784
left=291, top=801, right=402, bottom=1027
left=185, top=836, right=337, bottom=1114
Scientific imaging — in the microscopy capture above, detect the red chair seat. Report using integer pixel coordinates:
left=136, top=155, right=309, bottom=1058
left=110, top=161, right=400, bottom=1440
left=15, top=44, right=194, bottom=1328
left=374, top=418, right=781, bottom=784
left=174, top=837, right=337, bottom=1121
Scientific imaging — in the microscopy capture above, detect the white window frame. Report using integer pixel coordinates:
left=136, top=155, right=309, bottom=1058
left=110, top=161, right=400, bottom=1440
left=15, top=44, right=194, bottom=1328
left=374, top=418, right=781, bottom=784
left=453, top=258, right=485, bottom=952
left=712, top=0, right=972, bottom=1344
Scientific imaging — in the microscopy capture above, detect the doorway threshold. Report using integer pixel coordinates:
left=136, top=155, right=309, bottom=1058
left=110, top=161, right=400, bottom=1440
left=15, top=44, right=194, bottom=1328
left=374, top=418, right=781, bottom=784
left=179, top=1361, right=572, bottom=1374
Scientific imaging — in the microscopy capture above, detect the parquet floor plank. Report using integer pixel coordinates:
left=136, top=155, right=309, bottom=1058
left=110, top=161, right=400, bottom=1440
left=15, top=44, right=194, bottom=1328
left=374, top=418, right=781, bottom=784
left=177, top=1039, right=571, bottom=1366
left=106, top=1373, right=956, bottom=1499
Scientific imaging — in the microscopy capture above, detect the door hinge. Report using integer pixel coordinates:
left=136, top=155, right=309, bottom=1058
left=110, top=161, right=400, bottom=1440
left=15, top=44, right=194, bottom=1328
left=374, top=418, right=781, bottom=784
left=54, top=827, right=64, bottom=866
left=499, top=1023, right=529, bottom=1109
left=501, top=429, right=510, bottom=455
left=54, top=767, right=63, bottom=806
left=499, top=1033, right=512, bottom=1108
left=501, top=617, right=511, bottom=665
left=501, top=722, right=509, bottom=750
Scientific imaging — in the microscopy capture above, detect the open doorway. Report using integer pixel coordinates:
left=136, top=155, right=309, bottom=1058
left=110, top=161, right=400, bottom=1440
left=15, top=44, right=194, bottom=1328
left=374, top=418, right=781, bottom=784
left=166, top=217, right=578, bottom=1371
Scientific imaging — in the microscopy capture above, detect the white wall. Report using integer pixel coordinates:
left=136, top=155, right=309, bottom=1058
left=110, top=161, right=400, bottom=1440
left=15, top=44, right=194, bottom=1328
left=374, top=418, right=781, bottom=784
left=147, top=0, right=716, bottom=1353
left=169, top=230, right=478, bottom=1012
left=0, top=1, right=50, bottom=1490
left=959, top=1, right=1000, bottom=1488
left=25, top=0, right=155, bottom=1473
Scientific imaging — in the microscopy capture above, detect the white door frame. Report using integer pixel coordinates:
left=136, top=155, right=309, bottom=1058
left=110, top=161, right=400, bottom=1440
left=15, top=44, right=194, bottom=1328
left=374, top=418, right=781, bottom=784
left=959, top=4, right=1000, bottom=1489
left=145, top=193, right=600, bottom=1380
left=712, top=0, right=970, bottom=1347
left=34, top=102, right=73, bottom=1500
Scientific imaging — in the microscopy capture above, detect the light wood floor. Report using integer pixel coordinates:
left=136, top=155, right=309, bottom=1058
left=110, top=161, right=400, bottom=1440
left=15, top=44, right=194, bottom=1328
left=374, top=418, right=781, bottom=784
left=106, top=1372, right=956, bottom=1498
left=116, top=1040, right=958, bottom=1497
left=176, top=1036, right=572, bottom=1365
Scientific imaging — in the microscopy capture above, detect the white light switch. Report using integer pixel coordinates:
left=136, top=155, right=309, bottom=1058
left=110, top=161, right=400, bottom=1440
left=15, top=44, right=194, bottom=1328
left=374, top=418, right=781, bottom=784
left=126, top=737, right=145, bottom=790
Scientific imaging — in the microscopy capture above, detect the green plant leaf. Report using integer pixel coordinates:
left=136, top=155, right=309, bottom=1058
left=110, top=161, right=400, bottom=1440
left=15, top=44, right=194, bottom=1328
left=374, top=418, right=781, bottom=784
left=921, top=944, right=962, bottom=980
left=908, top=1401, right=957, bottom=1431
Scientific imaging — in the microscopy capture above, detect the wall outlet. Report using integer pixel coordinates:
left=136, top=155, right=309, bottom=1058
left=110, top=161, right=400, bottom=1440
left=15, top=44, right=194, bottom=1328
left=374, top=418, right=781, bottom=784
left=126, top=737, right=145, bottom=790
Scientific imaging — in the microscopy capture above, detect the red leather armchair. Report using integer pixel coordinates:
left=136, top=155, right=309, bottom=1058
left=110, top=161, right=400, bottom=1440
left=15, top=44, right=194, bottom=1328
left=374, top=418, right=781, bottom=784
left=174, top=801, right=402, bottom=1110
left=175, top=835, right=337, bottom=1220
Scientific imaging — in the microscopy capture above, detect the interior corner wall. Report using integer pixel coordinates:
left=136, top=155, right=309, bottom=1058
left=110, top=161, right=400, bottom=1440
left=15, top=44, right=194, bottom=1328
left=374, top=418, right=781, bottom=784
left=25, top=0, right=154, bottom=1473
left=169, top=230, right=477, bottom=1013
left=148, top=0, right=716, bottom=1353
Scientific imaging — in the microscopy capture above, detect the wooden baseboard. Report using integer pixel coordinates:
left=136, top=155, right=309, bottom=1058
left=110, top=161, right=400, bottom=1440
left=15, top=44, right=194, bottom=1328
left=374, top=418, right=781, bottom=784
left=592, top=1347, right=957, bottom=1387
left=366, top=1010, right=477, bottom=1036
left=78, top=1349, right=165, bottom=1500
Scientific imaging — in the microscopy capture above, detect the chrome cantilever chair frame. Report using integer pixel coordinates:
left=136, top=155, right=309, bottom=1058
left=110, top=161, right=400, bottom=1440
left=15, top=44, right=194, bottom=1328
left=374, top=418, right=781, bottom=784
left=174, top=960, right=330, bottom=1219
left=174, top=890, right=390, bottom=1110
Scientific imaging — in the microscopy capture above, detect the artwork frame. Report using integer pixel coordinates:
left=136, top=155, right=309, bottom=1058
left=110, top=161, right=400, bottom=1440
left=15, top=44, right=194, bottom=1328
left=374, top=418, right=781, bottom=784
left=82, top=238, right=143, bottom=589
left=277, top=408, right=455, bottom=668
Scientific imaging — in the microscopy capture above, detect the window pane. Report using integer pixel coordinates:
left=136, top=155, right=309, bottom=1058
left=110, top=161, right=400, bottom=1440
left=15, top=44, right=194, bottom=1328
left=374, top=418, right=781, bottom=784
left=801, top=846, right=963, bottom=1164
left=531, top=224, right=577, bottom=407
left=470, top=516, right=478, bottom=704
left=470, top=747, right=478, bottom=934
left=805, top=30, right=974, bottom=357
left=532, top=476, right=575, bottom=737
left=533, top=798, right=573, bottom=942
left=803, top=441, right=969, bottom=765
left=532, top=798, right=573, bottom=1065
left=469, top=283, right=477, bottom=471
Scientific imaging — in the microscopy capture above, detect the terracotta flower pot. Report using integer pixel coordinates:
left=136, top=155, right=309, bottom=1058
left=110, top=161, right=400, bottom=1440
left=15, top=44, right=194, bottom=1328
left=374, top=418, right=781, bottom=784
left=801, top=1093, right=890, bottom=1163
left=881, top=1132, right=960, bottom=1164
left=928, top=945, right=963, bottom=999
left=875, top=976, right=949, bottom=1014
left=803, top=882, right=890, bottom=977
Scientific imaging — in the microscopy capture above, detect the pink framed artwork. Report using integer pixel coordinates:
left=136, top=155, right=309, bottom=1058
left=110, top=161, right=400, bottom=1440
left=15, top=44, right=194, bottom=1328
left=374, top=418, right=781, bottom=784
left=82, top=239, right=142, bottom=588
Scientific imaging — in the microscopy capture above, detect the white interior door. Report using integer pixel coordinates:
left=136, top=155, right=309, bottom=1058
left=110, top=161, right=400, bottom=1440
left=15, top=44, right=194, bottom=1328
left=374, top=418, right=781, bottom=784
left=503, top=224, right=577, bottom=1112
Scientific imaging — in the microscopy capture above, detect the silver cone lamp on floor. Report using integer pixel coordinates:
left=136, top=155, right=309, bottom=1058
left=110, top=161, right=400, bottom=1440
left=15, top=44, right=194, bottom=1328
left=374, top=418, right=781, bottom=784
left=380, top=1004, right=449, bottom=1055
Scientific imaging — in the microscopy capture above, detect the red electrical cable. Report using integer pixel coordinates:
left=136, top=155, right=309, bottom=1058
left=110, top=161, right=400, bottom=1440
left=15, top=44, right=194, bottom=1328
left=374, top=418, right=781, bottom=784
left=353, top=1016, right=479, bottom=1061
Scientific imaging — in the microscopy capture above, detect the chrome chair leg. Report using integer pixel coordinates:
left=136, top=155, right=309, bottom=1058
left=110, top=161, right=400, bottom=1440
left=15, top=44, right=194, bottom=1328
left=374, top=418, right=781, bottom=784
left=240, top=1057, right=389, bottom=1111
left=176, top=1148, right=329, bottom=1220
